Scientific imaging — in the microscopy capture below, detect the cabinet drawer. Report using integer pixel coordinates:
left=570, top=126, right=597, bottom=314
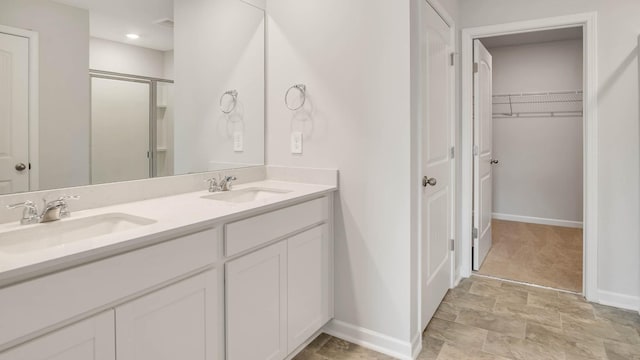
left=225, top=197, right=328, bottom=257
left=0, top=227, right=218, bottom=347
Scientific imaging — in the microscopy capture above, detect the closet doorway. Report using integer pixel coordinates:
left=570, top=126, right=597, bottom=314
left=471, top=27, right=585, bottom=293
left=459, top=13, right=598, bottom=300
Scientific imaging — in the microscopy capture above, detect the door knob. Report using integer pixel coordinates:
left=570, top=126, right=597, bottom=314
left=15, top=163, right=26, bottom=171
left=423, top=176, right=437, bottom=187
left=490, top=159, right=499, bottom=165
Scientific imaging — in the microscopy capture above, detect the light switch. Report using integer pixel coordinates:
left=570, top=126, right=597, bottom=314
left=291, top=132, right=303, bottom=154
left=233, top=131, right=244, bottom=152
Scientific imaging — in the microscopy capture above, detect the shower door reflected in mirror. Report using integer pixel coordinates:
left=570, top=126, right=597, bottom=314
left=90, top=73, right=174, bottom=185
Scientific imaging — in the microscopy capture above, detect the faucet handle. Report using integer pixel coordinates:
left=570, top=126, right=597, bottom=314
left=221, top=175, right=237, bottom=191
left=58, top=195, right=80, bottom=201
left=6, top=201, right=40, bottom=225
left=205, top=177, right=219, bottom=192
left=56, top=195, right=79, bottom=218
left=7, top=200, right=37, bottom=211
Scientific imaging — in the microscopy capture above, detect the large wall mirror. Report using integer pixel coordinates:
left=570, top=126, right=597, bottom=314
left=0, top=0, right=265, bottom=195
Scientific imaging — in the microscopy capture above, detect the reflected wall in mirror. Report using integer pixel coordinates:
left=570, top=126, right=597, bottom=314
left=0, top=0, right=265, bottom=195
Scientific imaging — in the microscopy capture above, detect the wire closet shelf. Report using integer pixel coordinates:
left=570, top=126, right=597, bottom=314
left=492, top=90, right=583, bottom=118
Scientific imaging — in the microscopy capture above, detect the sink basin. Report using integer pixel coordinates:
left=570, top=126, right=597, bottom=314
left=0, top=213, right=156, bottom=255
left=201, top=187, right=291, bottom=203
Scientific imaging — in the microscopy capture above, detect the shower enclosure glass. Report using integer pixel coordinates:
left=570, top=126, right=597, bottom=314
left=90, top=72, right=174, bottom=184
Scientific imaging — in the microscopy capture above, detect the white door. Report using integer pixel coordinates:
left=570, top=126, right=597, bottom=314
left=116, top=270, right=218, bottom=360
left=421, top=2, right=453, bottom=330
left=0, top=32, right=29, bottom=195
left=226, top=242, right=287, bottom=360
left=287, top=225, right=330, bottom=353
left=0, top=311, right=115, bottom=360
left=472, top=40, right=493, bottom=270
left=91, top=77, right=150, bottom=184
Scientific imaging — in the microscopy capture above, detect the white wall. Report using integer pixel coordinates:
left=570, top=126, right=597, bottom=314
left=268, top=0, right=420, bottom=355
left=491, top=40, right=584, bottom=224
left=460, top=0, right=640, bottom=307
left=0, top=0, right=90, bottom=190
left=90, top=37, right=172, bottom=79
left=174, top=0, right=264, bottom=175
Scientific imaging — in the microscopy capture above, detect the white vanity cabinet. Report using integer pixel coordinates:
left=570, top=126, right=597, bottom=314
left=225, top=197, right=332, bottom=360
left=0, top=191, right=334, bottom=360
left=116, top=269, right=219, bottom=360
left=0, top=227, right=221, bottom=360
left=286, top=225, right=330, bottom=353
left=0, top=311, right=115, bottom=360
left=226, top=241, right=288, bottom=360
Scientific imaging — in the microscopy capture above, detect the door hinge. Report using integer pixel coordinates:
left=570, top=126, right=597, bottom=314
left=450, top=239, right=455, bottom=251
left=450, top=146, right=455, bottom=159
left=450, top=53, right=455, bottom=66
left=472, top=228, right=478, bottom=239
left=473, top=62, right=479, bottom=73
left=473, top=145, right=479, bottom=156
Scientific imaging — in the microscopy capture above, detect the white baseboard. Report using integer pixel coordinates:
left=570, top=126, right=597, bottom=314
left=411, top=332, right=422, bottom=360
left=597, top=290, right=640, bottom=312
left=323, top=320, right=414, bottom=360
left=492, top=213, right=583, bottom=229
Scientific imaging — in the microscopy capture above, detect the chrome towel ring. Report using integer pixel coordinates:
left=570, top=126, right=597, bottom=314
left=220, top=90, right=238, bottom=114
left=285, top=84, right=306, bottom=111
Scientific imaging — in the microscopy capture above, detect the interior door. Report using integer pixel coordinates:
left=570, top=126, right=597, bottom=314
left=472, top=40, right=493, bottom=270
left=0, top=32, right=29, bottom=195
left=421, top=1, right=453, bottom=330
left=91, top=77, right=151, bottom=184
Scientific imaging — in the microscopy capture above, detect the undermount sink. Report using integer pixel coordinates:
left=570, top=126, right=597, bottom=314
left=0, top=213, right=156, bottom=255
left=201, top=187, right=292, bottom=203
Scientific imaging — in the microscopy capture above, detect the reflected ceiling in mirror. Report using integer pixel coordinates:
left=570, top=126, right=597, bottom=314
left=0, top=0, right=265, bottom=195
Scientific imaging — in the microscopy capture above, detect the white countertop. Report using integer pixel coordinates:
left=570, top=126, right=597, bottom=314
left=0, top=180, right=336, bottom=288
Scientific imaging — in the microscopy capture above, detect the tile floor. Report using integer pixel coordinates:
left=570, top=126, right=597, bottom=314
left=477, top=220, right=583, bottom=292
left=295, top=276, right=640, bottom=360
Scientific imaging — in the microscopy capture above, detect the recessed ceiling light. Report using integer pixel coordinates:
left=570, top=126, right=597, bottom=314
left=126, top=33, right=140, bottom=40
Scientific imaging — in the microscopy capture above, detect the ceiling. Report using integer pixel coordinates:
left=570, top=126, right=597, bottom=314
left=481, top=27, right=583, bottom=49
left=52, top=0, right=174, bottom=51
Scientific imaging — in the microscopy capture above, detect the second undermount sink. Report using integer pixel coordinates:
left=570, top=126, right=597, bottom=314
left=0, top=213, right=157, bottom=255
left=201, top=187, right=292, bottom=203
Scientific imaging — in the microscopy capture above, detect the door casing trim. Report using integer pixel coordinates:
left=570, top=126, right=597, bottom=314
left=459, top=12, right=598, bottom=301
left=0, top=25, right=39, bottom=191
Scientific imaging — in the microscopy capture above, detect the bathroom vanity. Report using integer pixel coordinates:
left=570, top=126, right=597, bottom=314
left=0, top=179, right=336, bottom=360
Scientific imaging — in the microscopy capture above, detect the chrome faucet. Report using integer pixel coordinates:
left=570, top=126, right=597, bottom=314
left=205, top=174, right=237, bottom=192
left=218, top=175, right=237, bottom=191
left=6, top=195, right=79, bottom=225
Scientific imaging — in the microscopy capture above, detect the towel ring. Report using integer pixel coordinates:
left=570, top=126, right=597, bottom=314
left=220, top=90, right=238, bottom=114
left=285, top=84, right=306, bottom=111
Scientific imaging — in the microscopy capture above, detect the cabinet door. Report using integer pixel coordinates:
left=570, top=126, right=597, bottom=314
left=287, top=225, right=330, bottom=352
left=0, top=311, right=115, bottom=360
left=116, top=269, right=218, bottom=360
left=226, top=241, right=287, bottom=360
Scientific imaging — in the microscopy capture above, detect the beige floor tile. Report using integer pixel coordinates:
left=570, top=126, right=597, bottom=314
left=525, top=321, right=607, bottom=359
left=436, top=343, right=511, bottom=360
left=425, top=317, right=488, bottom=350
left=483, top=331, right=564, bottom=360
left=477, top=220, right=583, bottom=292
left=493, top=301, right=562, bottom=328
left=298, top=277, right=640, bottom=360
left=455, top=308, right=527, bottom=339
left=416, top=336, right=444, bottom=360
left=604, top=339, right=640, bottom=360
left=315, top=337, right=395, bottom=360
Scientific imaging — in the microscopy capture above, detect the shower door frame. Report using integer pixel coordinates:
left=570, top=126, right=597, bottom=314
left=89, top=70, right=174, bottom=180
